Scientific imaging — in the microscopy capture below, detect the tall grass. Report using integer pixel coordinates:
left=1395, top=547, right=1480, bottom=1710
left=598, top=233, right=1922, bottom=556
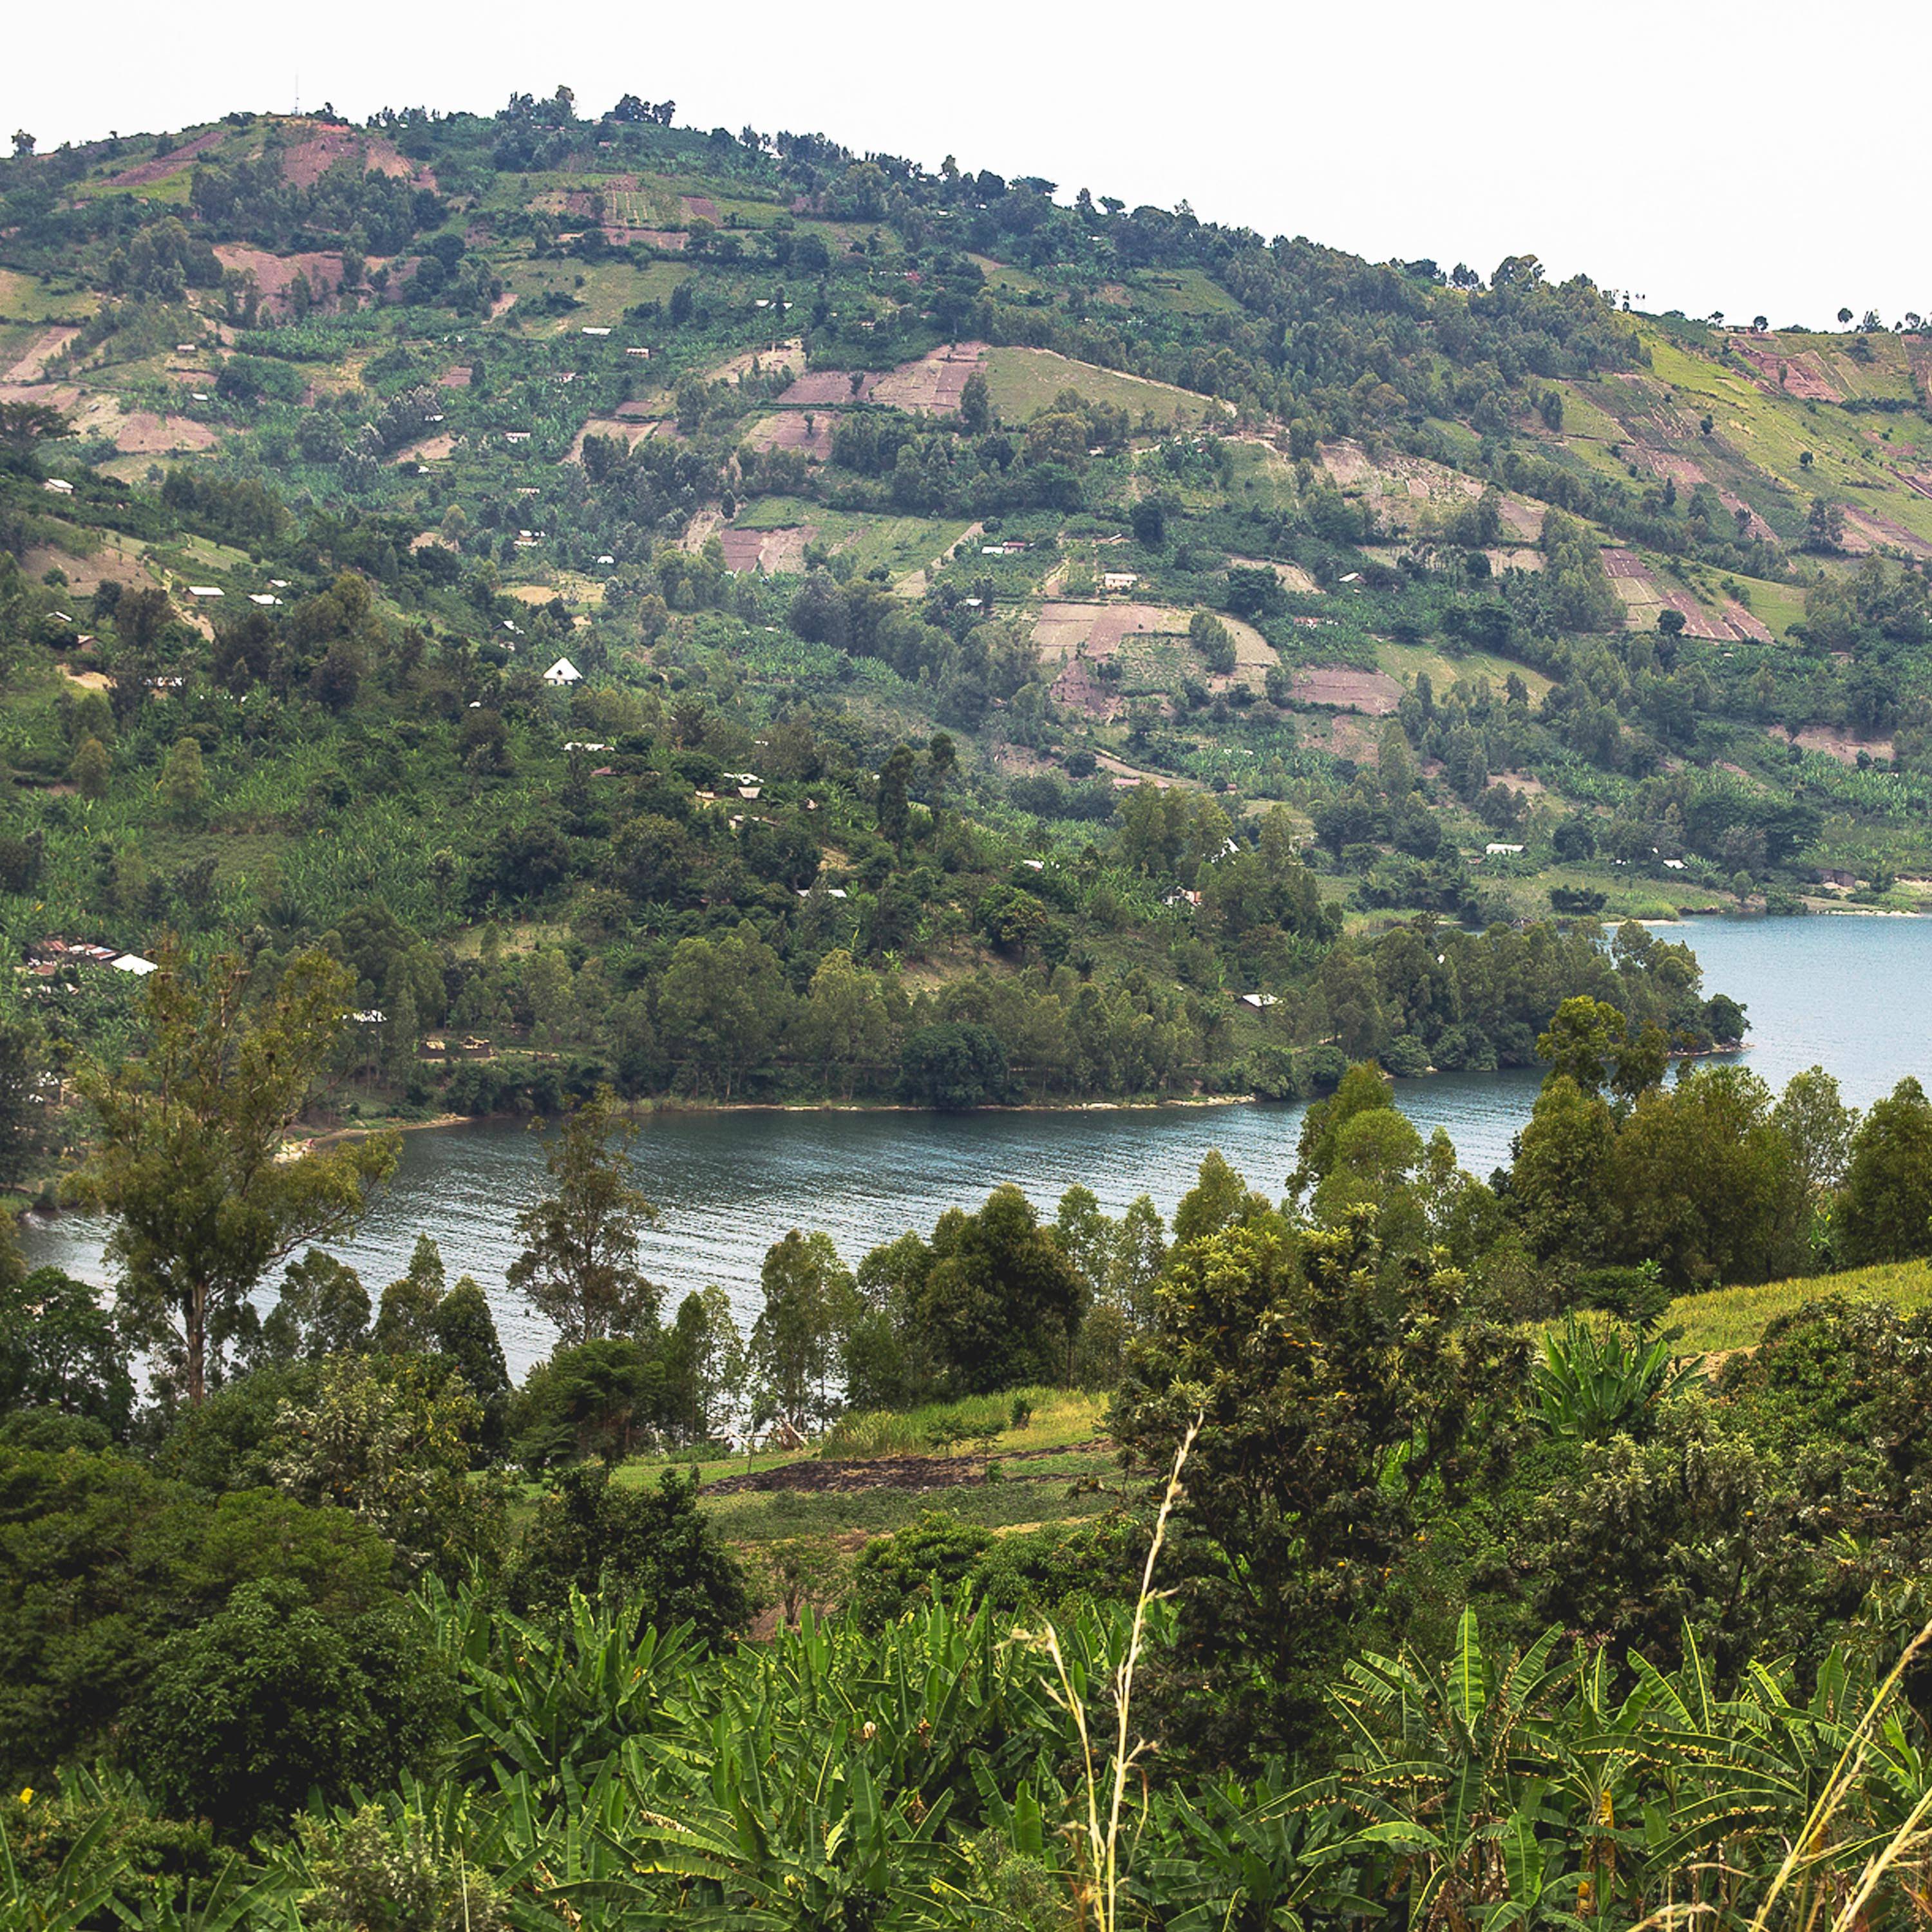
left=1667, top=1258, right=1932, bottom=1354
left=817, top=1386, right=1097, bottom=1460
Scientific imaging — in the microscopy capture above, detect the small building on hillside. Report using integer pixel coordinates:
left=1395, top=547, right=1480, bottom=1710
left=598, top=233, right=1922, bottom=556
left=1102, top=571, right=1139, bottom=592
left=544, top=657, right=583, bottom=686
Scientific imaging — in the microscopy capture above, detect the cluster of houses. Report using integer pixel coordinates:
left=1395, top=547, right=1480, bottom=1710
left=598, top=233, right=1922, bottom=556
left=20, top=937, right=158, bottom=981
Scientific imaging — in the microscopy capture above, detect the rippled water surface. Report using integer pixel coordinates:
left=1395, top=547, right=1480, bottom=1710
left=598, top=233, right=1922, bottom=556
left=24, top=915, right=1932, bottom=1372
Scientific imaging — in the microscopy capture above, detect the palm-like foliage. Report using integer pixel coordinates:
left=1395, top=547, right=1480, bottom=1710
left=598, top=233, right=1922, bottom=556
left=1534, top=1316, right=1704, bottom=1441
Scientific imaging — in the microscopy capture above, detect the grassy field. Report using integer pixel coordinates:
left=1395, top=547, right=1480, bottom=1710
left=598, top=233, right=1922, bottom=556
left=0, top=270, right=100, bottom=325
left=1377, top=639, right=1555, bottom=701
left=732, top=495, right=971, bottom=578
left=1666, top=1257, right=1932, bottom=1353
left=604, top=1388, right=1117, bottom=1598
left=497, top=257, right=688, bottom=332
left=980, top=347, right=1214, bottom=428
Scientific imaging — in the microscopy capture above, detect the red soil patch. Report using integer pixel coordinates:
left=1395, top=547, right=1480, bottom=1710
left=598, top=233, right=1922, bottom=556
left=717, top=526, right=817, bottom=574
left=1723, top=599, right=1775, bottom=644
left=1285, top=667, right=1402, bottom=715
left=869, top=341, right=988, bottom=413
left=1050, top=655, right=1121, bottom=720
left=1497, top=497, right=1545, bottom=540
left=213, top=245, right=349, bottom=315
left=0, top=381, right=81, bottom=411
left=437, top=363, right=472, bottom=388
left=777, top=368, right=883, bottom=406
left=2, top=327, right=78, bottom=383
left=1729, top=339, right=1844, bottom=402
left=681, top=196, right=721, bottom=225
left=106, top=129, right=223, bottom=189
left=1602, top=548, right=1652, bottom=583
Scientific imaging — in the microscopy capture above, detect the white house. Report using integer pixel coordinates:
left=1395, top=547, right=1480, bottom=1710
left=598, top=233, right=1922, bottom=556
left=187, top=585, right=223, bottom=598
left=1102, top=571, right=1139, bottom=592
left=41, top=477, right=73, bottom=495
left=1484, top=842, right=1524, bottom=857
left=544, top=657, right=583, bottom=686
left=581, top=326, right=612, bottom=337
left=110, top=953, right=158, bottom=976
left=1239, top=992, right=1279, bottom=1009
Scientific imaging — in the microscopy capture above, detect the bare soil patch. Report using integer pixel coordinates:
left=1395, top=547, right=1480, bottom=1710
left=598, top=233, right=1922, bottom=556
left=681, top=195, right=721, bottom=225
left=213, top=245, right=349, bottom=316
left=744, top=412, right=835, bottom=459
left=603, top=227, right=687, bottom=250
left=114, top=411, right=216, bottom=455
left=1285, top=666, right=1402, bottom=714
left=106, top=129, right=223, bottom=189
left=393, top=433, right=456, bottom=464
left=278, top=128, right=423, bottom=191
left=0, top=381, right=81, bottom=412
left=567, top=418, right=666, bottom=462
left=3, top=327, right=79, bottom=383
left=777, top=368, right=883, bottom=407
left=704, top=1439, right=1100, bottom=1497
left=1842, top=507, right=1932, bottom=561
left=1781, top=724, right=1895, bottom=766
left=1229, top=554, right=1318, bottom=594
left=437, top=363, right=472, bottom=388
left=705, top=339, right=804, bottom=387
left=21, top=541, right=158, bottom=598
left=1485, top=545, right=1543, bottom=573
left=1031, top=600, right=1189, bottom=668
left=1730, top=338, right=1844, bottom=402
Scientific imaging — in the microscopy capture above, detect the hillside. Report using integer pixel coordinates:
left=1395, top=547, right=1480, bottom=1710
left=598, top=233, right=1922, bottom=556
left=3, top=94, right=1929, bottom=1144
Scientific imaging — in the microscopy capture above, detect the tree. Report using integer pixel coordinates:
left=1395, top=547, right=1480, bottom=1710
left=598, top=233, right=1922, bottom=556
left=794, top=950, right=889, bottom=1095
left=1839, top=1077, right=1932, bottom=1265
left=511, top=1338, right=663, bottom=1468
left=70, top=734, right=111, bottom=799
left=750, top=1229, right=855, bottom=1428
left=156, top=735, right=209, bottom=822
left=69, top=944, right=398, bottom=1406
left=916, top=1184, right=1084, bottom=1393
left=507, top=1086, right=661, bottom=1346
left=374, top=1234, right=446, bottom=1352
left=876, top=743, right=915, bottom=846
left=505, top=1464, right=752, bottom=1648
left=1772, top=1065, right=1857, bottom=1198
left=1115, top=1206, right=1527, bottom=1745
left=0, top=1267, right=135, bottom=1436
left=261, top=1248, right=371, bottom=1363
left=958, top=367, right=990, bottom=433
left=1510, top=1074, right=1618, bottom=1263
left=0, top=1016, right=40, bottom=1190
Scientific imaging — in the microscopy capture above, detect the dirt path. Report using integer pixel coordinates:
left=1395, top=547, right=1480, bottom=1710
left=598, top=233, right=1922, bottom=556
left=896, top=520, right=982, bottom=597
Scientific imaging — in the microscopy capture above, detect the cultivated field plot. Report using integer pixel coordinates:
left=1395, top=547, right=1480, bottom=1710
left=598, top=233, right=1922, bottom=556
left=1777, top=723, right=1897, bottom=767
left=1032, top=600, right=1191, bottom=668
left=1604, top=548, right=1777, bottom=643
left=1377, top=641, right=1553, bottom=702
left=0, top=270, right=99, bottom=326
left=1227, top=553, right=1319, bottom=594
left=100, top=128, right=226, bottom=191
left=869, top=341, right=987, bottom=412
left=775, top=368, right=882, bottom=407
left=1, top=327, right=79, bottom=383
left=716, top=525, right=817, bottom=574
left=1282, top=666, right=1403, bottom=714
left=741, top=412, right=835, bottom=458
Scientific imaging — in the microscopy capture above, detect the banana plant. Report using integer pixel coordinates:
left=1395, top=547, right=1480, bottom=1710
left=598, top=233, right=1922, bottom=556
left=1533, top=1316, right=1703, bottom=1441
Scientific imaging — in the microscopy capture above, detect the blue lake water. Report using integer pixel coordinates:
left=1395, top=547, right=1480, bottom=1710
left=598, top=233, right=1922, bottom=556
left=24, top=914, right=1932, bottom=1372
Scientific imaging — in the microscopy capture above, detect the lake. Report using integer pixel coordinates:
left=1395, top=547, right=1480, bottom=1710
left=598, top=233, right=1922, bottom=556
left=23, top=914, right=1932, bottom=1372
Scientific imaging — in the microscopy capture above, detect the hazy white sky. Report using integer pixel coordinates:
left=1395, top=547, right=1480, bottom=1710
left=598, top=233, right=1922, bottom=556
left=6, top=0, right=1921, bottom=329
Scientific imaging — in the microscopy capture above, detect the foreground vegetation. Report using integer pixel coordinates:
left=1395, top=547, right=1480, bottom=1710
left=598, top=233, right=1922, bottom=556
left=8, top=943, right=1932, bottom=1925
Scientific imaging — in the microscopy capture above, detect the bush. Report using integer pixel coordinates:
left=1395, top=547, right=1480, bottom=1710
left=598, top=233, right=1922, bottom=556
left=506, top=1464, right=752, bottom=1648
left=132, top=1578, right=450, bottom=1839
